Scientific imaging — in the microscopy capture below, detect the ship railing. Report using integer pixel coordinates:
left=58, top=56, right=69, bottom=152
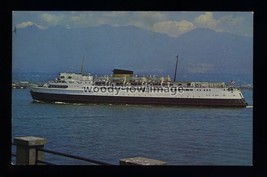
left=34, top=148, right=114, bottom=165
left=11, top=142, right=114, bottom=165
left=12, top=137, right=167, bottom=166
left=90, top=82, right=228, bottom=89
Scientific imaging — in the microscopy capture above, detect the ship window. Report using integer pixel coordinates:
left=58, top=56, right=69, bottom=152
left=190, top=89, right=193, bottom=91
left=203, top=89, right=205, bottom=91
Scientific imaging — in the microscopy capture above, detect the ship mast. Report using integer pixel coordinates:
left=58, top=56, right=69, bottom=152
left=80, top=57, right=85, bottom=75
left=173, top=55, right=179, bottom=82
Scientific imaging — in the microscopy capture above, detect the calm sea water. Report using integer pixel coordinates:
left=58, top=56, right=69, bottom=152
left=12, top=88, right=253, bottom=165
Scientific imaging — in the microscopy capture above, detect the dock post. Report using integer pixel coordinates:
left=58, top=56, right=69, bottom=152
left=120, top=157, right=167, bottom=165
left=13, top=136, right=47, bottom=165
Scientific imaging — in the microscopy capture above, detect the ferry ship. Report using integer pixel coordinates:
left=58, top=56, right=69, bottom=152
left=30, top=68, right=248, bottom=107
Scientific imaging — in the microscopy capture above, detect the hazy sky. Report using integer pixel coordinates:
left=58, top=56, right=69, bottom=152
left=13, top=11, right=253, bottom=37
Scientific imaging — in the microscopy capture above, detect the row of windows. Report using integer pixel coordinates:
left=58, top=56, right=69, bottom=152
left=196, top=89, right=211, bottom=91
left=48, top=85, right=68, bottom=88
left=55, top=80, right=67, bottom=83
left=184, top=89, right=193, bottom=91
left=60, top=76, right=73, bottom=79
left=74, top=81, right=92, bottom=84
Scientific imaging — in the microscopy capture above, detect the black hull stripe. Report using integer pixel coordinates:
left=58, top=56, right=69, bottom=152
left=30, top=91, right=247, bottom=107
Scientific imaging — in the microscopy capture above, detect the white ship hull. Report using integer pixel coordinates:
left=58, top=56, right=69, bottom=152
left=31, top=84, right=247, bottom=107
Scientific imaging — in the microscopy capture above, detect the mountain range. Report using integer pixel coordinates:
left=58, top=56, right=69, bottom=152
left=12, top=24, right=252, bottom=81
